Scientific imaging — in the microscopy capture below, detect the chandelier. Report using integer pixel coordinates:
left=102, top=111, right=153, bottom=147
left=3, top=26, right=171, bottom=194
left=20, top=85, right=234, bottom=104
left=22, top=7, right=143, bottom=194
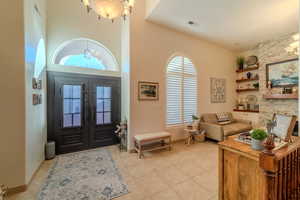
left=285, top=33, right=299, bottom=55
left=81, top=0, right=135, bottom=22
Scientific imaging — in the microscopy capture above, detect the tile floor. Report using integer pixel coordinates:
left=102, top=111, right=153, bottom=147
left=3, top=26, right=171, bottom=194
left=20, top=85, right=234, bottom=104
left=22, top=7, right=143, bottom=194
left=8, top=141, right=219, bottom=200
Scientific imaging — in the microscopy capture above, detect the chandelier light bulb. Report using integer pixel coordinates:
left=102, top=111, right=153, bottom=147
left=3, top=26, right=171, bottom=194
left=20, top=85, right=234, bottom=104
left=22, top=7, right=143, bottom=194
left=290, top=41, right=298, bottom=48
left=126, top=0, right=135, bottom=7
left=82, top=0, right=90, bottom=6
left=293, top=33, right=299, bottom=41
left=82, top=0, right=134, bottom=21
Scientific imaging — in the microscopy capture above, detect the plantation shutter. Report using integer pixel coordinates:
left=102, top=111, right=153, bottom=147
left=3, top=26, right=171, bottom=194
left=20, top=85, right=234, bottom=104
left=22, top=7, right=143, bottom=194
left=167, top=56, right=197, bottom=126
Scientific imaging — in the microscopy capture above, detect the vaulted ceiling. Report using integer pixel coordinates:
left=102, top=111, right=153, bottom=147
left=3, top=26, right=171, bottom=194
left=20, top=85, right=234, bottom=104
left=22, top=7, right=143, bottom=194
left=146, top=0, right=299, bottom=51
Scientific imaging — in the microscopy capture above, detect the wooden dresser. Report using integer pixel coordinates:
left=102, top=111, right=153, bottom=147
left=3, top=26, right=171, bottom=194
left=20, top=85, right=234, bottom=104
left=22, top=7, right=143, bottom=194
left=219, top=136, right=300, bottom=200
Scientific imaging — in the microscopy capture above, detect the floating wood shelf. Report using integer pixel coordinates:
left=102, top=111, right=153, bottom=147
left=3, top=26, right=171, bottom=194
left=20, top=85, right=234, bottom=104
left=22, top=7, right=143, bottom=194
left=263, top=93, right=298, bottom=100
left=236, top=78, right=259, bottom=83
left=233, top=109, right=259, bottom=113
left=236, top=88, right=259, bottom=93
left=236, top=66, right=259, bottom=73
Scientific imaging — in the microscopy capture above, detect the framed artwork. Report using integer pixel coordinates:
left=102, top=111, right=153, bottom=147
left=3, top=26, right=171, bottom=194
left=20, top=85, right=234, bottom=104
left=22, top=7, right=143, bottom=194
left=266, top=58, right=299, bottom=88
left=138, top=81, right=159, bottom=101
left=33, top=94, right=42, bottom=105
left=210, top=78, right=226, bottom=103
left=32, top=78, right=42, bottom=89
left=272, top=114, right=297, bottom=142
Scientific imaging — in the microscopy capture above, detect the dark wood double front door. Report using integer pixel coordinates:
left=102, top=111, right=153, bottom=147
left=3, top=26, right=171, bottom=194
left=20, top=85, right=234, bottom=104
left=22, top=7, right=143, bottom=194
left=47, top=72, right=121, bottom=154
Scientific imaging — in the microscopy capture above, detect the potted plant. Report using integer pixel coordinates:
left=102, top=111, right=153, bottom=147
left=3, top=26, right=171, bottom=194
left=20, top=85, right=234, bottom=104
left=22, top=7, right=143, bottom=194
left=236, top=56, right=245, bottom=70
left=192, top=115, right=199, bottom=130
left=250, top=129, right=268, bottom=150
left=253, top=82, right=259, bottom=89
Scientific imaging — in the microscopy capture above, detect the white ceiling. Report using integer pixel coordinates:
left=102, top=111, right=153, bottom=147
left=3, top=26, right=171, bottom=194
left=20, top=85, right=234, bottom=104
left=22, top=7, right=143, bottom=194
left=146, top=0, right=299, bottom=51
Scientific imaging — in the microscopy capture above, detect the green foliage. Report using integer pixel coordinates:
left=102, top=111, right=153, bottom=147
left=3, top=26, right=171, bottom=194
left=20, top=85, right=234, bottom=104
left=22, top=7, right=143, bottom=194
left=251, top=129, right=268, bottom=141
left=192, top=115, right=199, bottom=121
left=236, top=56, right=245, bottom=66
left=253, top=83, right=259, bottom=88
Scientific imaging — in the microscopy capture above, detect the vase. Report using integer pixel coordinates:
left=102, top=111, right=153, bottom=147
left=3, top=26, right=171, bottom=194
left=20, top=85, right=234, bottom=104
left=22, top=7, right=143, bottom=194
left=192, top=120, right=199, bottom=130
left=246, top=72, right=252, bottom=79
left=251, top=139, right=263, bottom=150
left=239, top=64, right=244, bottom=70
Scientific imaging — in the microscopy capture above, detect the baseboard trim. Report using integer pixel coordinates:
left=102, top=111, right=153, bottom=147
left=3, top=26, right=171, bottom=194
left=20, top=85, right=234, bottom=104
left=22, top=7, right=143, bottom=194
left=27, top=161, right=43, bottom=187
left=7, top=185, right=27, bottom=195
left=7, top=160, right=44, bottom=196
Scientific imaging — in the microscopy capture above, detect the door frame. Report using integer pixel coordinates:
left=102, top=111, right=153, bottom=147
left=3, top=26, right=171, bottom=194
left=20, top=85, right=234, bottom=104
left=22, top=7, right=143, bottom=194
left=47, top=71, right=121, bottom=153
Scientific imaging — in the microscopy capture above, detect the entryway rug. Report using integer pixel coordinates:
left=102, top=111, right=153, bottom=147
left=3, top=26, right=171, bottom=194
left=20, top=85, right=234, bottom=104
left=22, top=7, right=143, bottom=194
left=38, top=148, right=129, bottom=200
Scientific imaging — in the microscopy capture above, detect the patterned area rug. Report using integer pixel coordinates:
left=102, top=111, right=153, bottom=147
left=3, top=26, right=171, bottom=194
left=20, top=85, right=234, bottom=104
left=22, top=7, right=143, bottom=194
left=38, top=149, right=128, bottom=200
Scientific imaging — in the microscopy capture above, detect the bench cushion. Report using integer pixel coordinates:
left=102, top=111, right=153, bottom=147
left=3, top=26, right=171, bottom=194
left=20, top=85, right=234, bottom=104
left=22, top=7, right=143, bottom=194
left=134, top=132, right=171, bottom=142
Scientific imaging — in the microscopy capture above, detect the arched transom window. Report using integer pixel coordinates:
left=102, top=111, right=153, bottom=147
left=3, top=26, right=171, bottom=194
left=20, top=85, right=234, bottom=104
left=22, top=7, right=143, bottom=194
left=53, top=38, right=118, bottom=71
left=166, top=56, right=197, bottom=126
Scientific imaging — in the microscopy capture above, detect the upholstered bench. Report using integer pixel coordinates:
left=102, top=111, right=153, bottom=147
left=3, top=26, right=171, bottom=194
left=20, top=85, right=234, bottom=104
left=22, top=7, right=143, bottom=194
left=134, top=132, right=172, bottom=158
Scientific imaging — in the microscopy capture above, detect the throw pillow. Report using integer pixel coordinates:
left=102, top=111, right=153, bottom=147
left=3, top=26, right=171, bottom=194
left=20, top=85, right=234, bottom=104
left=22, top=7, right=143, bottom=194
left=216, top=112, right=230, bottom=122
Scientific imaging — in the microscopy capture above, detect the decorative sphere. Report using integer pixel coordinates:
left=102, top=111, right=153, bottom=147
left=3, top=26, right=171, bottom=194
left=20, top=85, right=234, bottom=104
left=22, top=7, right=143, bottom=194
left=91, top=0, right=124, bottom=19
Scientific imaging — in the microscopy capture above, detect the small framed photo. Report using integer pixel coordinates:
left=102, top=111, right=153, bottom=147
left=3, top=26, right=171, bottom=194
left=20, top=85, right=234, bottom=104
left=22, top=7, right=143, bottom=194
left=138, top=81, right=159, bottom=101
left=33, top=94, right=42, bottom=105
left=33, top=94, right=39, bottom=105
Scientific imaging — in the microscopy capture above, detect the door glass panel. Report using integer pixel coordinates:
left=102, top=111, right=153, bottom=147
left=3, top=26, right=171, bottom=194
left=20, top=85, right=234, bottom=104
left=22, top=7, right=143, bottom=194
left=96, top=113, right=104, bottom=125
left=97, top=87, right=104, bottom=98
left=64, top=99, right=72, bottom=114
left=63, top=114, right=73, bottom=127
left=73, top=114, right=81, bottom=127
left=63, top=85, right=82, bottom=128
left=63, top=85, right=73, bottom=98
left=72, top=99, right=81, bottom=113
left=104, top=87, right=111, bottom=98
left=96, top=86, right=112, bottom=125
left=104, top=112, right=111, bottom=124
left=104, top=100, right=111, bottom=112
left=96, top=99, right=104, bottom=112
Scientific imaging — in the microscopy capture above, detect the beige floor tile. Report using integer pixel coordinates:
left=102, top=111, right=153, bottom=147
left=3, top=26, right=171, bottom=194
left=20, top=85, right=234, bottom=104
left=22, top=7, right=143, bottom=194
left=175, top=160, right=206, bottom=177
left=193, top=170, right=219, bottom=193
left=156, top=165, right=189, bottom=185
left=115, top=192, right=144, bottom=200
left=136, top=170, right=170, bottom=196
left=127, top=162, right=156, bottom=179
left=209, top=193, right=219, bottom=200
left=172, top=179, right=215, bottom=200
left=149, top=189, right=181, bottom=200
left=119, top=178, right=147, bottom=200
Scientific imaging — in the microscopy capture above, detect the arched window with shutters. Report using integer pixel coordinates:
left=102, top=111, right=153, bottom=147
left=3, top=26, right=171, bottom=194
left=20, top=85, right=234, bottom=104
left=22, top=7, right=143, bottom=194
left=166, top=55, right=197, bottom=126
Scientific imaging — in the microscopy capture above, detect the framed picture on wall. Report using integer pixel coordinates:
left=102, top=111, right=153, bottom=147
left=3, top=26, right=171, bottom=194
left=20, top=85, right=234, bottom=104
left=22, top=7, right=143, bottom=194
left=210, top=78, right=226, bottom=103
left=266, top=58, right=299, bottom=88
left=138, top=81, right=159, bottom=101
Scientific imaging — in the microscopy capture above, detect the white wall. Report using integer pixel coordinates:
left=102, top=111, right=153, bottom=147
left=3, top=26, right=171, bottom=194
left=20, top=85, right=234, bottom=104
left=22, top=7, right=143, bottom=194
left=0, top=1, right=26, bottom=188
left=129, top=0, right=237, bottom=144
left=146, top=0, right=161, bottom=18
left=47, top=0, right=122, bottom=76
left=121, top=18, right=131, bottom=147
left=24, top=0, right=47, bottom=183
